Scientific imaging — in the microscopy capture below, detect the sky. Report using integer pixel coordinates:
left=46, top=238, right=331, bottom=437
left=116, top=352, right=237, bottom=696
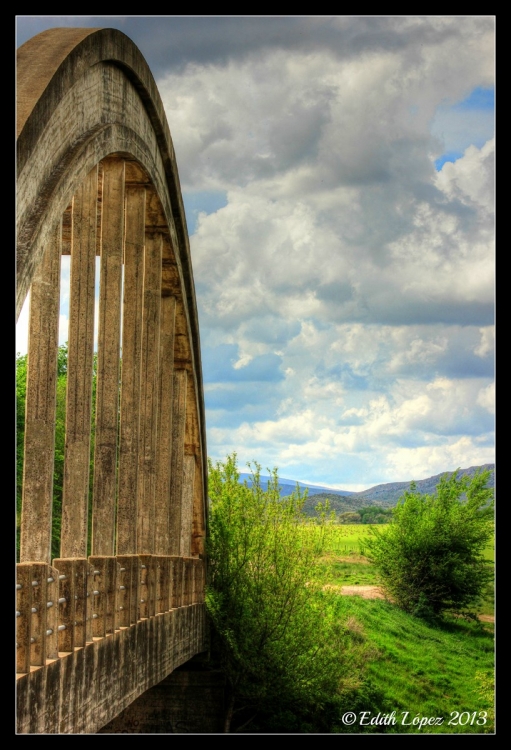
left=16, top=16, right=495, bottom=491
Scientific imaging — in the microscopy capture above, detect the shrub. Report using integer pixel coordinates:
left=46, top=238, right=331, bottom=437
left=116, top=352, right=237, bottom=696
left=206, top=454, right=368, bottom=731
left=363, top=469, right=494, bottom=618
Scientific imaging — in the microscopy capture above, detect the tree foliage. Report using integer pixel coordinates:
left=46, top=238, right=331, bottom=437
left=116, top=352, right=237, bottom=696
left=358, top=505, right=393, bottom=524
left=206, top=454, right=368, bottom=732
left=363, top=470, right=494, bottom=618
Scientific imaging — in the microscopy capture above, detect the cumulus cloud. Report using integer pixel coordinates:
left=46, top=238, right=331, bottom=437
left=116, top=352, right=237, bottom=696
left=17, top=17, right=495, bottom=488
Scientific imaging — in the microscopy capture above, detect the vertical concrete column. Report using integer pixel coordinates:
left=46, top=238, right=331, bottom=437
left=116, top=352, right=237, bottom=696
left=54, top=558, right=76, bottom=652
left=116, top=555, right=139, bottom=627
left=61, top=166, right=98, bottom=559
left=154, top=295, right=176, bottom=555
left=20, top=222, right=62, bottom=564
left=16, top=564, right=32, bottom=673
left=169, top=370, right=187, bottom=555
left=29, top=562, right=49, bottom=666
left=90, top=556, right=120, bottom=637
left=117, top=185, right=146, bottom=555
left=191, top=459, right=206, bottom=557
left=136, top=232, right=162, bottom=553
left=45, top=565, right=59, bottom=660
left=92, top=159, right=125, bottom=555
left=181, top=454, right=195, bottom=557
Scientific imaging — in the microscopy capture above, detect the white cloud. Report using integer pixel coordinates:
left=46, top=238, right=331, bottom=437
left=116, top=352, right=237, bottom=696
left=16, top=292, right=30, bottom=355
left=436, top=138, right=495, bottom=213
left=474, top=326, right=495, bottom=358
left=476, top=382, right=495, bottom=415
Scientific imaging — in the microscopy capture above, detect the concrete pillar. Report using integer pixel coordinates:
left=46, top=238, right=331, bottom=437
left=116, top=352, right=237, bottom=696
left=60, top=166, right=98, bottom=559
left=181, top=454, right=195, bottom=557
left=136, top=232, right=162, bottom=554
left=117, top=185, right=146, bottom=555
left=20, top=221, right=61, bottom=563
left=191, top=459, right=206, bottom=557
left=154, top=294, right=176, bottom=555
left=92, top=158, right=125, bottom=555
left=169, top=370, right=187, bottom=555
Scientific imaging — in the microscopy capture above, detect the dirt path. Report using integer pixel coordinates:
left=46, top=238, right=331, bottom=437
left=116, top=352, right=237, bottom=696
left=340, top=585, right=386, bottom=599
left=478, top=614, right=495, bottom=623
left=339, top=584, right=495, bottom=622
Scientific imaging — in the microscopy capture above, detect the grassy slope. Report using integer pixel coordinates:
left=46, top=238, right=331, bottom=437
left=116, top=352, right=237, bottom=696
left=330, top=597, right=494, bottom=733
left=315, top=524, right=495, bottom=734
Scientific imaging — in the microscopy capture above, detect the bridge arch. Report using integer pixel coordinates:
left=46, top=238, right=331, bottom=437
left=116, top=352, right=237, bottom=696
left=17, top=28, right=208, bottom=733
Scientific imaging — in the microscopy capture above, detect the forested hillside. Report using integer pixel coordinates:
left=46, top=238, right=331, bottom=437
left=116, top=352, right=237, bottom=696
left=302, top=464, right=495, bottom=517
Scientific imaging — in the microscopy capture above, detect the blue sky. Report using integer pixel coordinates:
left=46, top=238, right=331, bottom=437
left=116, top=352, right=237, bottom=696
left=16, top=16, right=495, bottom=490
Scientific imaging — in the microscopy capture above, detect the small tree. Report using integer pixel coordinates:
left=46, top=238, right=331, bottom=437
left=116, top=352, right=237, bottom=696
left=364, top=469, right=494, bottom=618
left=206, top=454, right=367, bottom=732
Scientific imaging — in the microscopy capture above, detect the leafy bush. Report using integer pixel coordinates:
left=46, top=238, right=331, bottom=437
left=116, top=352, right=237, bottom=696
left=206, top=454, right=369, bottom=732
left=363, top=470, right=494, bottom=618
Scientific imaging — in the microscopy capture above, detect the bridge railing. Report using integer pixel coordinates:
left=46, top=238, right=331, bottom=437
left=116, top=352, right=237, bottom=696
left=16, top=555, right=205, bottom=674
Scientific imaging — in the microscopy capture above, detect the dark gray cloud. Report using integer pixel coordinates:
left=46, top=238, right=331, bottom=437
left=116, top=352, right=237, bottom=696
left=17, top=16, right=487, bottom=77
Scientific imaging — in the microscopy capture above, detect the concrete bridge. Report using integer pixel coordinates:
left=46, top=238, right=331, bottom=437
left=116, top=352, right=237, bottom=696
left=16, top=28, right=209, bottom=733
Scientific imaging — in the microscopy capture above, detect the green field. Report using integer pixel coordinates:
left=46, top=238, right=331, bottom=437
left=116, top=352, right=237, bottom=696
left=325, top=595, right=495, bottom=734
left=322, top=523, right=494, bottom=561
left=301, top=523, right=495, bottom=734
left=314, top=524, right=495, bottom=616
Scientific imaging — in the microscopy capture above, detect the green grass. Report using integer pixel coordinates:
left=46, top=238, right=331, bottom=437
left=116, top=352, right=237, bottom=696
left=316, top=524, right=495, bottom=616
left=309, top=523, right=495, bottom=734
left=329, top=596, right=494, bottom=734
left=230, top=521, right=495, bottom=733
left=317, top=558, right=378, bottom=587
left=324, top=523, right=375, bottom=555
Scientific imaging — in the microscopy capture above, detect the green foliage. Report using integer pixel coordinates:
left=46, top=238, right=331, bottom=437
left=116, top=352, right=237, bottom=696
left=206, top=454, right=369, bottom=732
left=339, top=511, right=362, bottom=524
left=474, top=671, right=495, bottom=733
left=16, top=344, right=97, bottom=561
left=363, top=470, right=494, bottom=618
left=358, top=505, right=393, bottom=524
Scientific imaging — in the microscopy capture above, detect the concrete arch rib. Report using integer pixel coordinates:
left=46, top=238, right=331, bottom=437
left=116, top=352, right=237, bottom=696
left=17, top=28, right=190, bottom=319
left=16, top=27, right=207, bottom=531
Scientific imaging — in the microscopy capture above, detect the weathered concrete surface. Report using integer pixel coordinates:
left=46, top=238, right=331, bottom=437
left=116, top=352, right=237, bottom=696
left=20, top=224, right=61, bottom=564
left=117, top=185, right=146, bottom=555
left=17, top=27, right=210, bottom=734
left=91, top=158, right=125, bottom=556
left=136, top=232, right=163, bottom=554
left=98, top=662, right=225, bottom=734
left=154, top=295, right=176, bottom=555
left=16, top=604, right=207, bottom=734
left=59, top=167, right=98, bottom=560
left=17, top=29, right=207, bottom=519
left=169, top=370, right=187, bottom=554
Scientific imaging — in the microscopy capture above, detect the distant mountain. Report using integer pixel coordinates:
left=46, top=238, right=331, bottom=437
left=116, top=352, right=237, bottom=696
left=235, top=464, right=494, bottom=517
left=303, top=464, right=495, bottom=517
left=238, top=473, right=354, bottom=498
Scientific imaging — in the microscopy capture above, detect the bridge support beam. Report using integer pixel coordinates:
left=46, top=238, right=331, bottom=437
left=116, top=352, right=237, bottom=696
left=98, top=657, right=225, bottom=734
left=17, top=603, right=207, bottom=734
